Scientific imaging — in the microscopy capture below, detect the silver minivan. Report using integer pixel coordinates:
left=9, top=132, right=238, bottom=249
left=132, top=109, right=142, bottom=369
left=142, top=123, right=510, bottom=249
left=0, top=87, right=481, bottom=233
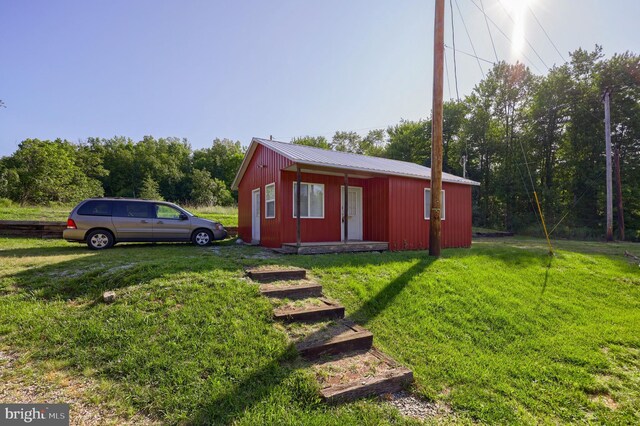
left=63, top=198, right=228, bottom=249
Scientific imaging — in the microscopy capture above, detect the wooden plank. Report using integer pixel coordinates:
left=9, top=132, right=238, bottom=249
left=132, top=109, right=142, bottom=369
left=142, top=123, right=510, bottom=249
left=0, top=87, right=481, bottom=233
left=0, top=220, right=66, bottom=226
left=273, top=299, right=345, bottom=322
left=280, top=242, right=388, bottom=255
left=246, top=268, right=307, bottom=282
left=297, top=328, right=373, bottom=359
left=296, top=320, right=373, bottom=358
left=320, top=368, right=413, bottom=403
left=473, top=231, right=514, bottom=238
left=259, top=283, right=323, bottom=299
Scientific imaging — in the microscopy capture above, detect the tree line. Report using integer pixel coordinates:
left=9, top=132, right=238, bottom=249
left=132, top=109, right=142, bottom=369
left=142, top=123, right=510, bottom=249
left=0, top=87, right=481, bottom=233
left=293, top=47, right=640, bottom=241
left=1, top=46, right=638, bottom=239
left=0, top=137, right=243, bottom=207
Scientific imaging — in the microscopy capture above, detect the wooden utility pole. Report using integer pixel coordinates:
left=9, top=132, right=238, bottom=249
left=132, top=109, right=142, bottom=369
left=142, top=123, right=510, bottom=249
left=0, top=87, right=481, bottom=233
left=603, top=88, right=613, bottom=241
left=614, top=146, right=625, bottom=240
left=429, top=0, right=445, bottom=257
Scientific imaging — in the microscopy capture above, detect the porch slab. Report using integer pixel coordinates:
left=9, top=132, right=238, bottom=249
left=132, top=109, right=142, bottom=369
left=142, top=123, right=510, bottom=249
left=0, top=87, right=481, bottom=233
left=281, top=241, right=388, bottom=255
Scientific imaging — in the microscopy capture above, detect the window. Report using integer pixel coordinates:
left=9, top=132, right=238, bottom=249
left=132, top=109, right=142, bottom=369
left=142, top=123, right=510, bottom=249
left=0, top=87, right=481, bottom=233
left=113, top=201, right=152, bottom=218
left=77, top=200, right=112, bottom=216
left=293, top=182, right=324, bottom=218
left=155, top=204, right=183, bottom=220
left=265, top=183, right=275, bottom=219
left=424, top=189, right=445, bottom=220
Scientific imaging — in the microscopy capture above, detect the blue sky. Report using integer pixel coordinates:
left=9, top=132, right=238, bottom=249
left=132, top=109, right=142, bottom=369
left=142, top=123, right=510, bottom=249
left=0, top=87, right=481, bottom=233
left=1, top=0, right=638, bottom=156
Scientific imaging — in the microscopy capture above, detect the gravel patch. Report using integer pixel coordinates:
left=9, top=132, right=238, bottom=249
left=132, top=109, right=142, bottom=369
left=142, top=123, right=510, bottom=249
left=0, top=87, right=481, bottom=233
left=384, top=391, right=454, bottom=421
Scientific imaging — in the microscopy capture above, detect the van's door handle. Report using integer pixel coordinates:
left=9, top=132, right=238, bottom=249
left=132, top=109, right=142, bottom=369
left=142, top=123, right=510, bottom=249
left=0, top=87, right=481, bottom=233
left=140, top=220, right=148, bottom=223
left=157, top=221, right=164, bottom=224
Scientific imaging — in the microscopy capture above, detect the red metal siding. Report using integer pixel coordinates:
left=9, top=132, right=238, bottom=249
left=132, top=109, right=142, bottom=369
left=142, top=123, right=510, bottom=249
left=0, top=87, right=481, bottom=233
left=362, top=177, right=389, bottom=242
left=237, top=144, right=293, bottom=247
left=387, top=176, right=472, bottom=250
left=237, top=143, right=472, bottom=250
left=280, top=171, right=373, bottom=243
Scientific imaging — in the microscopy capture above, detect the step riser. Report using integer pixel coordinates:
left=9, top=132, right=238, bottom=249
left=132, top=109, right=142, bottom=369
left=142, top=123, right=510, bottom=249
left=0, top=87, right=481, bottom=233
left=274, top=306, right=345, bottom=322
left=260, top=285, right=323, bottom=299
left=321, top=370, right=414, bottom=404
left=298, top=332, right=373, bottom=358
left=247, top=269, right=306, bottom=282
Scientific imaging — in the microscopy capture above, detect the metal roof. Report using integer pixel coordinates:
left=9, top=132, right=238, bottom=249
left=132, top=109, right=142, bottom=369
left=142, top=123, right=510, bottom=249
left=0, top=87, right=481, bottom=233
left=231, top=137, right=480, bottom=189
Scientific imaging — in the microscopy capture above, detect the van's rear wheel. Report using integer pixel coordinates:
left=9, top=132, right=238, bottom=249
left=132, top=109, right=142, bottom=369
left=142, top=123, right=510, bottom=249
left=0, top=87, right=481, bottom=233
left=87, top=230, right=114, bottom=250
left=192, top=229, right=213, bottom=246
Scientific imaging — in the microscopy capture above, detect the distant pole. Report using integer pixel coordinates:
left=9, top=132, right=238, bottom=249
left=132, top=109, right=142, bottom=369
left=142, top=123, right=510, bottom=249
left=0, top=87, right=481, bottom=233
left=343, top=174, right=349, bottom=242
left=462, top=154, right=467, bottom=179
left=603, top=88, right=613, bottom=241
left=296, top=165, right=302, bottom=247
left=429, top=0, right=445, bottom=257
left=614, top=146, right=625, bottom=241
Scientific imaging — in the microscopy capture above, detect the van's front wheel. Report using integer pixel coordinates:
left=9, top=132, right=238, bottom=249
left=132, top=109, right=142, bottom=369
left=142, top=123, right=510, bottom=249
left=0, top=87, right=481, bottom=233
left=87, top=230, right=115, bottom=250
left=192, top=229, right=213, bottom=246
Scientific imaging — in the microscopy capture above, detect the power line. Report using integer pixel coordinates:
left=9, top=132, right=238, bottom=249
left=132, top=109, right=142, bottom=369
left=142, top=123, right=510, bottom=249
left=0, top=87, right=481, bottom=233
left=444, top=45, right=495, bottom=65
left=479, top=0, right=499, bottom=63
left=527, top=4, right=566, bottom=63
left=494, top=0, right=549, bottom=70
left=444, top=49, right=453, bottom=100
left=465, top=0, right=542, bottom=73
left=453, top=0, right=484, bottom=77
left=449, top=0, right=460, bottom=100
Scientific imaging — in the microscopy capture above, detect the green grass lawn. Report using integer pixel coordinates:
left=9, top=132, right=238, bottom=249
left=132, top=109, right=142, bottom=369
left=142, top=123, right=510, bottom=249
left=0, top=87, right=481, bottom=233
left=0, top=202, right=238, bottom=227
left=0, top=237, right=638, bottom=424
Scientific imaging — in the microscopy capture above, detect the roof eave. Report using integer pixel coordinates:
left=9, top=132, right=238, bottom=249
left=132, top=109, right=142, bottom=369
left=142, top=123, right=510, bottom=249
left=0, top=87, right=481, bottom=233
left=231, top=137, right=481, bottom=189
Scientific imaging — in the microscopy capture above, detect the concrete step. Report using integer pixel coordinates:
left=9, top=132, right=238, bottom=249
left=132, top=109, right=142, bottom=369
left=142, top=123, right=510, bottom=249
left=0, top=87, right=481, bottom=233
left=295, top=320, right=373, bottom=358
left=259, top=282, right=323, bottom=299
left=313, top=348, right=413, bottom=404
left=273, top=298, right=344, bottom=323
left=246, top=267, right=306, bottom=282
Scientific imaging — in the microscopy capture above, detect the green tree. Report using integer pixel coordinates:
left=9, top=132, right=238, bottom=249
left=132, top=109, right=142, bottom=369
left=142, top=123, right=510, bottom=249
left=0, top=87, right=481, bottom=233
left=139, top=175, right=163, bottom=200
left=384, top=120, right=431, bottom=165
left=331, top=131, right=362, bottom=153
left=2, top=139, right=103, bottom=204
left=192, top=138, right=244, bottom=192
left=189, top=169, right=233, bottom=206
left=292, top=136, right=331, bottom=149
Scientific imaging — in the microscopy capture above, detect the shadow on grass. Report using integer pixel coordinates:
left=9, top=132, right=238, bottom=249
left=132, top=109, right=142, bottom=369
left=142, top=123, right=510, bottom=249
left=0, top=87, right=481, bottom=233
left=2, top=242, right=241, bottom=300
left=195, top=257, right=433, bottom=423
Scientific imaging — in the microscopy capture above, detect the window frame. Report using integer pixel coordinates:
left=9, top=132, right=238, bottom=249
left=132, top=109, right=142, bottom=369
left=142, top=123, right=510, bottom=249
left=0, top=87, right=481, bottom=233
left=112, top=201, right=154, bottom=219
left=265, top=182, right=276, bottom=219
left=424, top=188, right=445, bottom=220
left=292, top=182, right=325, bottom=219
left=77, top=200, right=113, bottom=217
left=154, top=203, right=184, bottom=220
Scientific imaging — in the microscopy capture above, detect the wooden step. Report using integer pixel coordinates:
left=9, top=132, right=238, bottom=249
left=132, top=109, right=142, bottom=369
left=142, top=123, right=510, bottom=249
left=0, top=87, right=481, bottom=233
left=281, top=241, right=389, bottom=255
left=295, top=320, right=373, bottom=358
left=273, top=298, right=344, bottom=322
left=260, top=282, right=323, bottom=299
left=314, top=348, right=413, bottom=404
left=246, top=267, right=306, bottom=282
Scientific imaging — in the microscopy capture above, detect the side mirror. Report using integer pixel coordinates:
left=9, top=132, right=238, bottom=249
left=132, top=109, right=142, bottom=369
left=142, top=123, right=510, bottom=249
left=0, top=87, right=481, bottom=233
left=179, top=213, right=188, bottom=221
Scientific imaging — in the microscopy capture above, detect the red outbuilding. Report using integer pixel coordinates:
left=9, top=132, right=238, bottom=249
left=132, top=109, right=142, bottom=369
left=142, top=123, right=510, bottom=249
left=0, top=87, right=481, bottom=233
left=231, top=138, right=479, bottom=253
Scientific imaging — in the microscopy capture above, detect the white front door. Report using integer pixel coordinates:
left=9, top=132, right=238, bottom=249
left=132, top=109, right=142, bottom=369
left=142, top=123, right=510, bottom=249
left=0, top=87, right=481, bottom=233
left=251, top=188, right=260, bottom=242
left=341, top=186, right=363, bottom=241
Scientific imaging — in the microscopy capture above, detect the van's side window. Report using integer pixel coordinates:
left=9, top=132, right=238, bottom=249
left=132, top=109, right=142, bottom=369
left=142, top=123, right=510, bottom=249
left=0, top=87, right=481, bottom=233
left=112, top=202, right=152, bottom=218
left=155, top=204, right=182, bottom=220
left=77, top=201, right=112, bottom=216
